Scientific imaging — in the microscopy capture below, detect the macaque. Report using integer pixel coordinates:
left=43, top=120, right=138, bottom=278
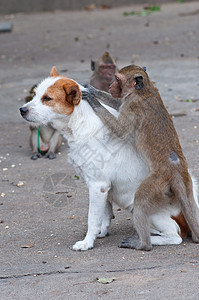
left=90, top=51, right=117, bottom=92
left=25, top=85, right=62, bottom=160
left=82, top=64, right=199, bottom=250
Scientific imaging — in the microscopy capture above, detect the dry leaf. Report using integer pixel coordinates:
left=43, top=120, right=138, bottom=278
left=84, top=4, right=96, bottom=11
left=97, top=277, right=116, bottom=284
left=21, top=242, right=35, bottom=248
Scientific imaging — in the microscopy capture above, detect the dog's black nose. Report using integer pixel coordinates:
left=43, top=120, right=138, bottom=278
left=20, top=107, right=28, bottom=116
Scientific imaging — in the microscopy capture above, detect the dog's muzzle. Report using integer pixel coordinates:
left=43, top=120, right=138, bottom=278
left=19, top=107, right=28, bottom=117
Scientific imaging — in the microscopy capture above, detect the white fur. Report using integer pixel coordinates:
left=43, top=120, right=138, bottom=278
left=22, top=77, right=196, bottom=250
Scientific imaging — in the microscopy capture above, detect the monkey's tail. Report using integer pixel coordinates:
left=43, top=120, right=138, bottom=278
left=171, top=177, right=199, bottom=242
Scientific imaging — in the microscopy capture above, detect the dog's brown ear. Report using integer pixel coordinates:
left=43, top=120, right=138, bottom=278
left=63, top=84, right=81, bottom=105
left=50, top=66, right=59, bottom=77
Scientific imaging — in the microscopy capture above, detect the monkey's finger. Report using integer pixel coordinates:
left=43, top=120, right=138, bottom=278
left=81, top=91, right=90, bottom=99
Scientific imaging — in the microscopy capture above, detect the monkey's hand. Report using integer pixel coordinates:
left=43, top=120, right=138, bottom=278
left=82, top=93, right=104, bottom=110
left=81, top=83, right=97, bottom=95
left=81, top=90, right=90, bottom=100
left=82, top=86, right=121, bottom=111
left=82, top=93, right=130, bottom=141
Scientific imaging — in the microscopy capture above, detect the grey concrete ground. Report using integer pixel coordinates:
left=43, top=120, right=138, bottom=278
left=0, top=1, right=199, bottom=299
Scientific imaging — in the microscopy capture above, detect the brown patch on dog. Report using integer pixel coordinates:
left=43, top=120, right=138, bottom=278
left=41, top=78, right=81, bottom=115
left=172, top=212, right=191, bottom=239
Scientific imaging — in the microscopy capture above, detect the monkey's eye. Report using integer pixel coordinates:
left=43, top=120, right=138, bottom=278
left=115, top=76, right=120, bottom=81
left=42, top=96, right=52, bottom=101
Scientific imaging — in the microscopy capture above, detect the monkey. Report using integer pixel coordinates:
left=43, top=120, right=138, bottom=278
left=25, top=85, right=62, bottom=160
left=90, top=51, right=117, bottom=92
left=82, top=64, right=199, bottom=250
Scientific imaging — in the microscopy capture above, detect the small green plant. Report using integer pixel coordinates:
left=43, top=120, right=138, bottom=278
left=123, top=5, right=160, bottom=16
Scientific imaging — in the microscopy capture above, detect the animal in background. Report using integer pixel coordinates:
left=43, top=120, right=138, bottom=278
left=25, top=84, right=62, bottom=160
left=90, top=51, right=117, bottom=92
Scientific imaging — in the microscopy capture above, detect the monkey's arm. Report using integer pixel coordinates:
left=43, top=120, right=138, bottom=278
left=84, top=94, right=132, bottom=141
left=82, top=84, right=121, bottom=111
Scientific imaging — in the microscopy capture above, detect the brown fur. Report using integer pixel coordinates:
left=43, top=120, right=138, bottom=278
left=90, top=52, right=117, bottom=92
left=41, top=76, right=81, bottom=115
left=172, top=212, right=191, bottom=239
left=83, top=64, right=199, bottom=250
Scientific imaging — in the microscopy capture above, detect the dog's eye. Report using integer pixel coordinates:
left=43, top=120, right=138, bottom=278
left=42, top=96, right=52, bottom=101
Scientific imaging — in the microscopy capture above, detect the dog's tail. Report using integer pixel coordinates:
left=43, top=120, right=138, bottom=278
left=171, top=175, right=199, bottom=242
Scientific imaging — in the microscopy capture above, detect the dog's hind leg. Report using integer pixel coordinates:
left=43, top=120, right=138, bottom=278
left=73, top=181, right=111, bottom=251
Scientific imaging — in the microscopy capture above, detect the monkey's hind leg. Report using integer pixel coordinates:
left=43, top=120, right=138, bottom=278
left=121, top=174, right=164, bottom=251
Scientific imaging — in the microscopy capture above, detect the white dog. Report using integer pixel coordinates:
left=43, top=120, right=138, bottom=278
left=20, top=67, right=196, bottom=251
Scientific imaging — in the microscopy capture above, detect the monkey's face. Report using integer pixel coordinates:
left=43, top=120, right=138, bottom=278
left=20, top=67, right=81, bottom=125
left=98, top=64, right=116, bottom=83
left=109, top=73, right=124, bottom=98
left=110, top=65, right=149, bottom=99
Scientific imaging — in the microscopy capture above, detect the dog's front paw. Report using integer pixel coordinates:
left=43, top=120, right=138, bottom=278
left=72, top=240, right=94, bottom=251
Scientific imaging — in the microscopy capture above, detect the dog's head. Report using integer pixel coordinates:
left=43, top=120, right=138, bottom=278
left=19, top=67, right=81, bottom=125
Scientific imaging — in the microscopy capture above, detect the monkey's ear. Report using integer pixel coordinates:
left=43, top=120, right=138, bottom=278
left=91, top=60, right=95, bottom=71
left=50, top=66, right=60, bottom=77
left=63, top=84, right=81, bottom=105
left=135, top=76, right=144, bottom=90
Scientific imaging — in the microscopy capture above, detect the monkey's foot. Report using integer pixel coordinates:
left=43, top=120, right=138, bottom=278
left=72, top=240, right=94, bottom=251
left=192, top=232, right=199, bottom=243
left=31, top=152, right=42, bottom=160
left=120, top=236, right=152, bottom=251
left=44, top=152, right=56, bottom=159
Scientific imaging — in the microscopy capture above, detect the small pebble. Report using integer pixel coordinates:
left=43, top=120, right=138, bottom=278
left=17, top=181, right=24, bottom=187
